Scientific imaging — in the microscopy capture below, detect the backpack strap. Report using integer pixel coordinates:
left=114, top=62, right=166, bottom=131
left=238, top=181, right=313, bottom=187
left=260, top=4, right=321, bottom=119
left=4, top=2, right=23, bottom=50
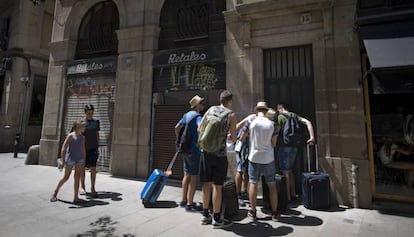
left=183, top=112, right=200, bottom=125
left=281, top=112, right=296, bottom=119
left=177, top=112, right=200, bottom=150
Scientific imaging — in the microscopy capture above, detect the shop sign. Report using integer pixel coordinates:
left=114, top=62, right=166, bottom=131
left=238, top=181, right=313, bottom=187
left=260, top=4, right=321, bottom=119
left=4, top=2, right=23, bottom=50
left=67, top=56, right=117, bottom=75
left=153, top=45, right=224, bottom=67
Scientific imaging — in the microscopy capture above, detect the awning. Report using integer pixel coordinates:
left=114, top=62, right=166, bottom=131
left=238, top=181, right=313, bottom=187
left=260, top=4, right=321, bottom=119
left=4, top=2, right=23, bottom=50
left=364, top=36, right=414, bottom=70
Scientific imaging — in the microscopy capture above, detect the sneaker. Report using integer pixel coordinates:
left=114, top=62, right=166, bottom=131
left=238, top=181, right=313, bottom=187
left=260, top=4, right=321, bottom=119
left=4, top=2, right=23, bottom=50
left=185, top=203, right=202, bottom=212
left=201, top=214, right=212, bottom=225
left=178, top=201, right=187, bottom=207
left=212, top=218, right=233, bottom=229
left=247, top=209, right=257, bottom=220
left=238, top=198, right=246, bottom=207
left=240, top=191, right=249, bottom=200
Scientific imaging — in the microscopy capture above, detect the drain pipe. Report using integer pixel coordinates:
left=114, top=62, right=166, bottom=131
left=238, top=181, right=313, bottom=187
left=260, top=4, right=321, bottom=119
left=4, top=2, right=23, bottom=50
left=351, top=164, right=359, bottom=208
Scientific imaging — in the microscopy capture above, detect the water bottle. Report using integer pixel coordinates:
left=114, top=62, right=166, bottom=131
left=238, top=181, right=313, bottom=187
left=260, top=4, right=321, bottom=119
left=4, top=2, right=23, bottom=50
left=234, top=140, right=243, bottom=153
left=57, top=158, right=63, bottom=172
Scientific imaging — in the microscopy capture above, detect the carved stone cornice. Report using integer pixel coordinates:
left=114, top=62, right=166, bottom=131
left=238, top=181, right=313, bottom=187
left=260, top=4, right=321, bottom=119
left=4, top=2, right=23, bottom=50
left=235, top=0, right=332, bottom=19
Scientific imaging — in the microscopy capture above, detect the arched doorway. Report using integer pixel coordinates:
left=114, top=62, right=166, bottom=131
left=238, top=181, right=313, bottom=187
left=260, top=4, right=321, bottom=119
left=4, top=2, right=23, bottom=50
left=63, top=1, right=119, bottom=172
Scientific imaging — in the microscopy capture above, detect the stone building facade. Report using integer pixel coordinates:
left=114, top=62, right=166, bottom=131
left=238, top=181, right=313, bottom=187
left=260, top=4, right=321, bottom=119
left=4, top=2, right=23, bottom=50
left=0, top=0, right=54, bottom=152
left=40, top=0, right=414, bottom=208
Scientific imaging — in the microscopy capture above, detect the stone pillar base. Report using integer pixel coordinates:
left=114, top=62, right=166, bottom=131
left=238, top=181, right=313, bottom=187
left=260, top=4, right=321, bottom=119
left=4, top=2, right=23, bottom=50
left=39, top=139, right=59, bottom=166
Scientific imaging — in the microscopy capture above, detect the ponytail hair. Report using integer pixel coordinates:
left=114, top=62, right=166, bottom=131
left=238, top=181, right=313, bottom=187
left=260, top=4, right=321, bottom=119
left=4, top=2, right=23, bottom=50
left=70, top=120, right=84, bottom=133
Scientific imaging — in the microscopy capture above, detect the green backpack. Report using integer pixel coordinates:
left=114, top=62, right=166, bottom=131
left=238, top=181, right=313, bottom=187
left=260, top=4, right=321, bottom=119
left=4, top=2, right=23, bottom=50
left=198, top=106, right=232, bottom=154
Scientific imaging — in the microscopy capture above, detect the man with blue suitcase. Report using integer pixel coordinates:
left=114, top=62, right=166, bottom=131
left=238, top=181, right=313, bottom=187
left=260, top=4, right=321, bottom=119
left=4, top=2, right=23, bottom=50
left=174, top=95, right=205, bottom=211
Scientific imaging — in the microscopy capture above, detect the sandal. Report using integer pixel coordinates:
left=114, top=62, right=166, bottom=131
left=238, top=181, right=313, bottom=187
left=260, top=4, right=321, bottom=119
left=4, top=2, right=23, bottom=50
left=90, top=192, right=98, bottom=198
left=50, top=195, right=57, bottom=202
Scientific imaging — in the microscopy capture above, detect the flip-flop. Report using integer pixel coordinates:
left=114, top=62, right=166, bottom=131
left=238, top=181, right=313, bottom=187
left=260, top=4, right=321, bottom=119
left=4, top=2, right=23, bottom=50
left=50, top=195, right=57, bottom=202
left=90, top=192, right=98, bottom=198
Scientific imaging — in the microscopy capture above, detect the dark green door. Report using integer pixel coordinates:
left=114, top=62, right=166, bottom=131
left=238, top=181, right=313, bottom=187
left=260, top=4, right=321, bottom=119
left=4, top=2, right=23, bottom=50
left=264, top=45, right=317, bottom=193
left=264, top=45, right=316, bottom=123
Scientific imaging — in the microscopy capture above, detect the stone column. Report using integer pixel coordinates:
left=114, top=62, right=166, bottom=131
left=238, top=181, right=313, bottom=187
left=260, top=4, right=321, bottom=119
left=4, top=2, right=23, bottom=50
left=110, top=25, right=159, bottom=178
left=39, top=39, right=76, bottom=166
left=224, top=10, right=257, bottom=118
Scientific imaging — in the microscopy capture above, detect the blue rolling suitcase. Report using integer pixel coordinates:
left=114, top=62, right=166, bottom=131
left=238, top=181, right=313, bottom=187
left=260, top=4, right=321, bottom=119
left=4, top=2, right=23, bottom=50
left=141, top=152, right=178, bottom=206
left=302, top=144, right=330, bottom=210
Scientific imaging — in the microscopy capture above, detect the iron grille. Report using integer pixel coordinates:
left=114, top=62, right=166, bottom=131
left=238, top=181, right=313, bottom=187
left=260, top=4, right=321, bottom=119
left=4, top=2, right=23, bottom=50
left=76, top=1, right=119, bottom=59
left=176, top=3, right=209, bottom=40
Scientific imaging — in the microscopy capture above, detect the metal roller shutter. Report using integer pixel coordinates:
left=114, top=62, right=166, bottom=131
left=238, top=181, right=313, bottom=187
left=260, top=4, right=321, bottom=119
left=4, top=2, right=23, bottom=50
left=152, top=104, right=187, bottom=180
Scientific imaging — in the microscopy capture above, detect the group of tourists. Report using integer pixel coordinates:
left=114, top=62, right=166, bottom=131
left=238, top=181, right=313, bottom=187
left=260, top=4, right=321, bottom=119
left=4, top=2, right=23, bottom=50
left=48, top=89, right=316, bottom=230
left=174, top=90, right=316, bottom=229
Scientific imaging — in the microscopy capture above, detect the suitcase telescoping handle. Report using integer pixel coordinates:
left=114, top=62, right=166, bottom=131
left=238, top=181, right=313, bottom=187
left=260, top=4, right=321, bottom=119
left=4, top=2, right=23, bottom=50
left=164, top=151, right=179, bottom=176
left=306, top=143, right=318, bottom=173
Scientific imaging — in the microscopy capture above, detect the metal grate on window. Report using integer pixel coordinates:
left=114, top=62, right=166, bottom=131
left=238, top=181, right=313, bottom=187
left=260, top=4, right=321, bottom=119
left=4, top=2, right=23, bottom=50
left=76, top=1, right=119, bottom=59
left=176, top=3, right=209, bottom=40
left=264, top=46, right=312, bottom=81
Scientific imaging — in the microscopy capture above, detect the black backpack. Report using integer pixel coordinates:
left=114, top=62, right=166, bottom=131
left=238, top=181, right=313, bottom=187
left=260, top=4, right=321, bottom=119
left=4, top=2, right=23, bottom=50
left=176, top=113, right=200, bottom=153
left=280, top=113, right=305, bottom=146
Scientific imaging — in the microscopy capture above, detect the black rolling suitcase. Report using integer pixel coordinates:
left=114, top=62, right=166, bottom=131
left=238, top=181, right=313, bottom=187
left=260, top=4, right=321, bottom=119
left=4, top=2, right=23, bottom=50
left=262, top=174, right=288, bottom=213
left=302, top=144, right=330, bottom=210
left=221, top=179, right=239, bottom=218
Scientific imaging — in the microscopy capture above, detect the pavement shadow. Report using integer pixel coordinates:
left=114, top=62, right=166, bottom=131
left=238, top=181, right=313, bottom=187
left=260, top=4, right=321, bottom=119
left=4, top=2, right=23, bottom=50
left=142, top=200, right=178, bottom=208
left=324, top=205, right=347, bottom=212
left=58, top=199, right=110, bottom=209
left=301, top=205, right=347, bottom=213
left=277, top=215, right=323, bottom=226
left=75, top=215, right=135, bottom=237
left=85, top=191, right=123, bottom=201
left=230, top=209, right=249, bottom=221
left=374, top=201, right=414, bottom=218
left=230, top=222, right=293, bottom=237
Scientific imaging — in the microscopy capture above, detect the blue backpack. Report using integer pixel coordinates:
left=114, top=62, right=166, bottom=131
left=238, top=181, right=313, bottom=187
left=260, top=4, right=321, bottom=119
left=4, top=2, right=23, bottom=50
left=176, top=113, right=200, bottom=153
left=281, top=113, right=304, bottom=146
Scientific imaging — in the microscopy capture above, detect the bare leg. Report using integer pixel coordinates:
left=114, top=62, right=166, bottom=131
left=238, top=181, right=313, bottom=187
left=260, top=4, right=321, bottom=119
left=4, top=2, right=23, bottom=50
left=187, top=175, right=198, bottom=205
left=90, top=166, right=97, bottom=193
left=283, top=170, right=296, bottom=200
left=202, top=182, right=212, bottom=209
left=235, top=172, right=243, bottom=193
left=181, top=173, right=190, bottom=203
left=80, top=165, right=86, bottom=194
left=212, top=184, right=223, bottom=214
left=73, top=164, right=83, bottom=201
left=283, top=171, right=292, bottom=200
left=242, top=173, right=249, bottom=193
left=52, top=167, right=72, bottom=198
left=289, top=171, right=297, bottom=198
left=267, top=183, right=278, bottom=213
left=248, top=182, right=258, bottom=211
